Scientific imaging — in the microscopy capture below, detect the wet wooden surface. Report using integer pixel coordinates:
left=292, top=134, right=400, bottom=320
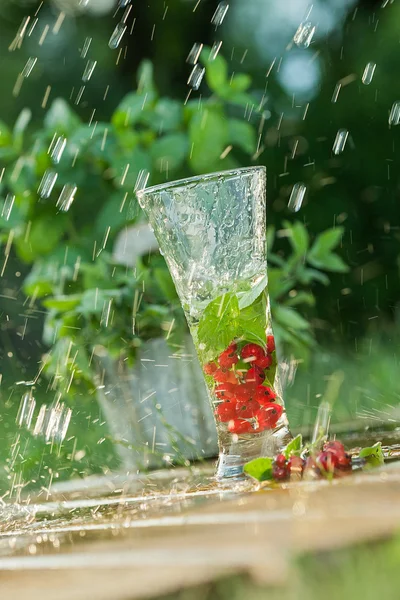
left=1, top=463, right=400, bottom=600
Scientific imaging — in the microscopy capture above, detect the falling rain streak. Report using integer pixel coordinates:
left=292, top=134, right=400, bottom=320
left=50, top=135, right=67, bottom=164
left=332, top=129, right=349, bottom=155
left=109, top=23, right=127, bottom=49
left=1, top=194, right=15, bottom=221
left=17, top=394, right=72, bottom=443
left=82, top=60, right=97, bottom=82
left=288, top=183, right=306, bottom=213
left=21, top=57, right=37, bottom=78
left=211, top=2, right=229, bottom=27
left=38, top=170, right=58, bottom=198
left=186, top=43, right=203, bottom=65
left=57, top=184, right=77, bottom=212
left=187, top=64, right=205, bottom=90
left=388, top=101, right=400, bottom=126
left=362, top=62, right=376, bottom=85
left=293, top=21, right=315, bottom=48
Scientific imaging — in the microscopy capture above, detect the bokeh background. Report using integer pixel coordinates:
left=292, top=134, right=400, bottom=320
left=0, top=0, right=399, bottom=494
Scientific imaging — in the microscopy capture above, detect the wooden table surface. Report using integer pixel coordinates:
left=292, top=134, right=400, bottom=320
left=1, top=462, right=400, bottom=600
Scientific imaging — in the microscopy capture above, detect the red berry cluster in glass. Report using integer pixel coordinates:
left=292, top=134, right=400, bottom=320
left=204, top=337, right=282, bottom=435
left=272, top=441, right=352, bottom=482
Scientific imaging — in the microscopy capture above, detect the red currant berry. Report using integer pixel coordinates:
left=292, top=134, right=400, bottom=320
left=272, top=466, right=289, bottom=481
left=267, top=335, right=275, bottom=354
left=241, top=343, right=265, bottom=364
left=254, top=385, right=276, bottom=404
left=323, top=441, right=345, bottom=458
left=275, top=453, right=287, bottom=468
left=203, top=362, right=218, bottom=375
left=337, top=453, right=352, bottom=470
left=255, top=403, right=283, bottom=430
left=317, top=451, right=339, bottom=473
left=214, top=369, right=229, bottom=383
left=225, top=370, right=239, bottom=385
left=218, top=347, right=239, bottom=369
left=214, top=383, right=235, bottom=399
left=288, top=455, right=305, bottom=476
left=235, top=399, right=259, bottom=418
left=245, top=366, right=266, bottom=386
left=215, top=402, right=237, bottom=422
left=228, top=419, right=254, bottom=434
left=255, top=354, right=272, bottom=369
left=234, top=383, right=254, bottom=401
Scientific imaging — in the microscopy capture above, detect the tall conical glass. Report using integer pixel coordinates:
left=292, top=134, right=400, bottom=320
left=137, top=167, right=291, bottom=478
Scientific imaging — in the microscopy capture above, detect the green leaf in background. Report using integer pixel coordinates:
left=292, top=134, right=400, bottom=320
left=283, top=434, right=303, bottom=459
left=230, top=73, right=252, bottom=92
left=311, top=227, right=344, bottom=255
left=228, top=119, right=256, bottom=154
left=284, top=220, right=310, bottom=259
left=111, top=146, right=151, bottom=189
left=15, top=216, right=66, bottom=262
left=201, top=47, right=228, bottom=93
left=308, top=226, right=349, bottom=272
left=112, top=91, right=156, bottom=128
left=137, top=59, right=156, bottom=94
left=285, top=291, right=316, bottom=308
left=243, top=457, right=273, bottom=482
left=197, top=292, right=240, bottom=359
left=273, top=305, right=310, bottom=331
left=189, top=108, right=228, bottom=173
left=360, top=442, right=384, bottom=469
left=309, top=253, right=349, bottom=273
left=43, top=294, right=82, bottom=312
left=154, top=268, right=179, bottom=302
left=44, top=99, right=81, bottom=134
left=95, top=192, right=134, bottom=238
left=0, top=120, right=12, bottom=147
left=144, top=98, right=183, bottom=132
left=150, top=132, right=188, bottom=171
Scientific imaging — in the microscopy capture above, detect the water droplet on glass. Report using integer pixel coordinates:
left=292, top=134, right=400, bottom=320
left=332, top=128, right=349, bottom=155
left=362, top=62, right=376, bottom=85
left=388, top=101, right=400, bottom=126
left=211, top=2, right=229, bottom=26
left=1, top=194, right=15, bottom=221
left=82, top=60, right=97, bottom=82
left=17, top=392, right=36, bottom=429
left=108, top=22, right=127, bottom=49
left=38, top=170, right=58, bottom=198
left=50, top=135, right=67, bottom=164
left=288, top=183, right=306, bottom=213
left=187, top=64, right=205, bottom=90
left=293, top=21, right=315, bottom=48
left=210, top=41, right=223, bottom=61
left=57, top=184, right=77, bottom=212
left=21, top=56, right=37, bottom=78
left=81, top=36, right=92, bottom=58
left=186, top=43, right=203, bottom=65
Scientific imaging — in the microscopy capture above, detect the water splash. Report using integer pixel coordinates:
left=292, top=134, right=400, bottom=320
left=288, top=183, right=306, bottom=213
left=293, top=21, right=315, bottom=48
left=332, top=129, right=349, bottom=155
left=362, top=62, right=376, bottom=85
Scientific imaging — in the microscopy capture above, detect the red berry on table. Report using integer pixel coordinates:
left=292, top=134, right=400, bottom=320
left=203, top=362, right=218, bottom=375
left=255, top=403, right=283, bottom=430
left=323, top=440, right=345, bottom=457
left=272, top=465, right=289, bottom=481
left=267, top=335, right=275, bottom=354
left=245, top=366, right=265, bottom=385
left=254, top=385, right=276, bottom=404
left=228, top=418, right=254, bottom=434
left=255, top=354, right=273, bottom=369
left=215, top=402, right=237, bottom=422
left=218, top=345, right=239, bottom=369
left=236, top=399, right=259, bottom=418
left=288, top=455, right=305, bottom=476
left=317, top=451, right=339, bottom=473
left=241, top=343, right=265, bottom=364
left=337, top=453, right=352, bottom=470
left=275, top=453, right=287, bottom=468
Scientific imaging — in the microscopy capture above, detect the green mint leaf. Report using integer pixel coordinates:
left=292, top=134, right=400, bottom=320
left=197, top=293, right=240, bottom=360
left=243, top=457, right=273, bottom=482
left=238, top=274, right=268, bottom=310
left=359, top=442, right=384, bottom=469
left=236, top=292, right=268, bottom=347
left=283, top=434, right=303, bottom=459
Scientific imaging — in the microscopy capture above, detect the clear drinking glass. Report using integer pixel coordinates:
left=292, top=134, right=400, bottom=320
left=137, top=167, right=292, bottom=478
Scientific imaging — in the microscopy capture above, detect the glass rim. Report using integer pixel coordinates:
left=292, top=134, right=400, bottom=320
left=136, top=166, right=266, bottom=198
